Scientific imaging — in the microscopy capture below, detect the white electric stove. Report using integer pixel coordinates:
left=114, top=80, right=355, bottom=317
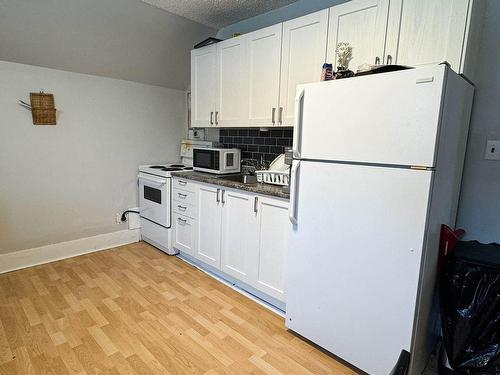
left=138, top=163, right=192, bottom=255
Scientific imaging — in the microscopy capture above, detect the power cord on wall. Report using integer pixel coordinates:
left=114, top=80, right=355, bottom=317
left=121, top=210, right=139, bottom=222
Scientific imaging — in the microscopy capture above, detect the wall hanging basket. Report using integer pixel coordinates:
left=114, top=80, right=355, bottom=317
left=30, top=92, right=56, bottom=125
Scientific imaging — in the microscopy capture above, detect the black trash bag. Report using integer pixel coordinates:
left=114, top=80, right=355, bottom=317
left=440, top=241, right=500, bottom=374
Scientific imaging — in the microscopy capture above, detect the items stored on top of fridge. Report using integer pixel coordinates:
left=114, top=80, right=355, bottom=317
left=321, top=63, right=333, bottom=81
left=356, top=64, right=413, bottom=76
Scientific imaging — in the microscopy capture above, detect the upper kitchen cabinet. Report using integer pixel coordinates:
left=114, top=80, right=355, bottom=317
left=216, top=36, right=248, bottom=127
left=191, top=45, right=217, bottom=127
left=246, top=24, right=283, bottom=127
left=385, top=0, right=485, bottom=78
left=279, top=10, right=329, bottom=127
left=327, top=0, right=390, bottom=70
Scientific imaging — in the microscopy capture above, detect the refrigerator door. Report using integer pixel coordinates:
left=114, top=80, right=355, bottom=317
left=286, top=160, right=432, bottom=375
left=293, top=65, right=447, bottom=167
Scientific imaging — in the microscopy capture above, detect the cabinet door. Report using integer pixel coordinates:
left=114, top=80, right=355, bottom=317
left=385, top=0, right=470, bottom=70
left=250, top=197, right=289, bottom=302
left=246, top=24, right=283, bottom=127
left=196, top=185, right=222, bottom=268
left=220, top=190, right=256, bottom=282
left=279, top=10, right=328, bottom=127
left=216, top=37, right=248, bottom=127
left=327, top=0, right=390, bottom=70
left=173, top=214, right=196, bottom=256
left=191, top=45, right=217, bottom=127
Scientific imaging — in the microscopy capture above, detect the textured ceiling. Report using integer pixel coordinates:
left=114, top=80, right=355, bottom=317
left=141, top=0, right=299, bottom=28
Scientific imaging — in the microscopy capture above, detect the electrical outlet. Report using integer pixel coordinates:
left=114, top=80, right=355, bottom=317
left=484, top=140, right=500, bottom=160
left=115, top=213, right=123, bottom=224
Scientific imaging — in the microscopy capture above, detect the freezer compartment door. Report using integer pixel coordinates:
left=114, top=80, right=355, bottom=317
left=286, top=161, right=432, bottom=375
left=294, top=65, right=447, bottom=167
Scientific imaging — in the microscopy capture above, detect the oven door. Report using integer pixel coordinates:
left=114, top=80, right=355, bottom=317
left=193, top=149, right=219, bottom=171
left=138, top=173, right=171, bottom=228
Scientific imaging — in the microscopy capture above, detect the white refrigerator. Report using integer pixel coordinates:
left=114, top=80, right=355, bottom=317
left=286, top=65, right=474, bottom=375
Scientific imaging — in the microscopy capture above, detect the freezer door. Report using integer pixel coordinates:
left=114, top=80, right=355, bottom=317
left=286, top=161, right=432, bottom=375
left=293, top=65, right=447, bottom=167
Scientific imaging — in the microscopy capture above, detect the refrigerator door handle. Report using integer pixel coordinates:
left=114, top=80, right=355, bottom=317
left=292, top=89, right=305, bottom=159
left=289, top=160, right=300, bottom=225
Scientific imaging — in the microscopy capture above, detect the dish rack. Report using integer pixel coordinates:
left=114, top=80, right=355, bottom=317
left=256, top=170, right=289, bottom=186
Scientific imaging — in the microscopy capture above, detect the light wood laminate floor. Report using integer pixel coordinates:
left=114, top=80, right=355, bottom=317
left=0, top=241, right=358, bottom=374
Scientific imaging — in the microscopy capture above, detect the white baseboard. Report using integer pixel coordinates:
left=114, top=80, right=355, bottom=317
left=0, top=229, right=141, bottom=274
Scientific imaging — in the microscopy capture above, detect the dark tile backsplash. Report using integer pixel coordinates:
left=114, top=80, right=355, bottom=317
left=219, top=128, right=293, bottom=165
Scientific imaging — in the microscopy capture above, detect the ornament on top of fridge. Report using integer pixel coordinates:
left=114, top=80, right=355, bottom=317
left=335, top=42, right=354, bottom=79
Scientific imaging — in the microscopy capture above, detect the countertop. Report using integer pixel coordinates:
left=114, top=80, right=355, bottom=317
left=171, top=171, right=290, bottom=200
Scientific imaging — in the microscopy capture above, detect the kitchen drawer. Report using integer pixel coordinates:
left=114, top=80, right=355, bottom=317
left=173, top=201, right=197, bottom=219
left=173, top=213, right=196, bottom=256
left=173, top=177, right=195, bottom=192
left=173, top=189, right=196, bottom=205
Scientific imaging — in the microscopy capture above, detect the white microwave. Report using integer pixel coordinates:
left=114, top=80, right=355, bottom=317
left=193, top=148, right=241, bottom=174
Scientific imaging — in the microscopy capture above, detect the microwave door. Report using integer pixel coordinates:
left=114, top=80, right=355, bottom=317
left=194, top=149, right=218, bottom=170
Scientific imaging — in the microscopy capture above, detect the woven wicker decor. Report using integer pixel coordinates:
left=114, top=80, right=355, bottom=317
left=30, top=92, right=56, bottom=125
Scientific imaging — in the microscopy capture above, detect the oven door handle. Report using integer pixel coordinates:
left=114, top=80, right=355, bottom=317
left=138, top=174, right=168, bottom=186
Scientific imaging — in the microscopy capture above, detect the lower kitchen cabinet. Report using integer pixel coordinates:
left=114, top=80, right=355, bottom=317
left=172, top=178, right=289, bottom=304
left=196, top=185, right=222, bottom=268
left=173, top=213, right=196, bottom=256
left=249, top=196, right=289, bottom=302
left=220, top=189, right=256, bottom=283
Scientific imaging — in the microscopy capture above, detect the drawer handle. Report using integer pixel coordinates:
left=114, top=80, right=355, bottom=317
left=177, top=205, right=187, bottom=211
left=177, top=193, right=187, bottom=198
left=177, top=217, right=187, bottom=224
left=178, top=180, right=187, bottom=185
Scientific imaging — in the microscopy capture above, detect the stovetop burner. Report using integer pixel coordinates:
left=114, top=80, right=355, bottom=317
left=169, top=164, right=185, bottom=168
left=150, top=165, right=165, bottom=169
left=161, top=167, right=183, bottom=171
left=183, top=167, right=193, bottom=170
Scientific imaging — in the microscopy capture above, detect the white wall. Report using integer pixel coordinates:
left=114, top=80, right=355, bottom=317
left=456, top=0, right=500, bottom=242
left=0, top=61, right=186, bottom=254
left=0, top=0, right=216, bottom=90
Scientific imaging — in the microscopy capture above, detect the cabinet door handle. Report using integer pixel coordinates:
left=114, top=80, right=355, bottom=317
left=215, top=111, right=219, bottom=126
left=278, top=107, right=283, bottom=125
left=177, top=217, right=187, bottom=224
left=221, top=190, right=225, bottom=204
left=271, top=107, right=276, bottom=125
left=216, top=188, right=220, bottom=203
left=254, top=197, right=258, bottom=213
left=177, top=205, right=187, bottom=211
left=375, top=56, right=380, bottom=65
left=210, top=111, right=214, bottom=125
left=387, top=54, right=393, bottom=65
left=178, top=180, right=187, bottom=185
left=177, top=192, right=187, bottom=198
